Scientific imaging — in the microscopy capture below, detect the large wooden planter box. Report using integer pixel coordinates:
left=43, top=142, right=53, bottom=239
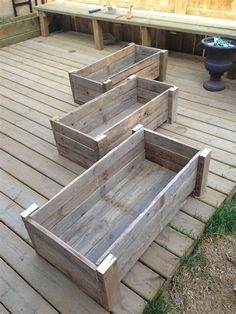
left=51, top=76, right=178, bottom=168
left=69, top=43, right=168, bottom=104
left=21, top=127, right=211, bottom=311
left=0, top=14, right=40, bottom=48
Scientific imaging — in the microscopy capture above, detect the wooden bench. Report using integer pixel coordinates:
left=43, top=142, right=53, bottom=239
left=35, top=2, right=236, bottom=50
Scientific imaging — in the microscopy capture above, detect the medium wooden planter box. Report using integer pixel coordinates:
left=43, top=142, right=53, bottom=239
left=0, top=14, right=40, bottom=48
left=21, top=127, right=211, bottom=311
left=69, top=43, right=168, bottom=104
left=51, top=76, right=178, bottom=168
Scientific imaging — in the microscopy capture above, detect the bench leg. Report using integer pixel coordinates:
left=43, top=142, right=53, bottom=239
left=92, top=20, right=104, bottom=50
left=140, top=26, right=151, bottom=46
left=38, top=11, right=49, bottom=37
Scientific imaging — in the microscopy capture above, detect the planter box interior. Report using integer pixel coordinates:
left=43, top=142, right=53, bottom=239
left=51, top=76, right=178, bottom=167
left=22, top=127, right=211, bottom=311
left=69, top=43, right=168, bottom=103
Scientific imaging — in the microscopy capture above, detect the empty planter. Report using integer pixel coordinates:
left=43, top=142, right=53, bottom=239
left=69, top=43, right=168, bottom=104
left=51, top=76, right=178, bottom=168
left=21, top=127, right=211, bottom=311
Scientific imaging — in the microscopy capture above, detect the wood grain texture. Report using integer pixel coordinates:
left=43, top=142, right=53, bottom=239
left=69, top=44, right=164, bottom=103
left=53, top=76, right=175, bottom=167
left=23, top=126, right=210, bottom=310
left=0, top=32, right=234, bottom=314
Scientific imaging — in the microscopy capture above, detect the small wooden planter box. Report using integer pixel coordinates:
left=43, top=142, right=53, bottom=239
left=0, top=14, right=40, bottom=48
left=69, top=43, right=168, bottom=104
left=51, top=76, right=178, bottom=168
left=21, top=127, right=211, bottom=311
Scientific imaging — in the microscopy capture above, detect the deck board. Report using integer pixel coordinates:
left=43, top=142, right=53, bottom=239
left=0, top=31, right=235, bottom=313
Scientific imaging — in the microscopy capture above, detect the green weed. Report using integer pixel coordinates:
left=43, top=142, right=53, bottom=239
left=205, top=195, right=236, bottom=237
left=143, top=294, right=176, bottom=314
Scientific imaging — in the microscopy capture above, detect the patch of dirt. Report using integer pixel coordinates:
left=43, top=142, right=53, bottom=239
left=167, top=236, right=236, bottom=314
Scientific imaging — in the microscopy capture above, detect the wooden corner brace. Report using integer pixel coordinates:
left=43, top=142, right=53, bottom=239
left=21, top=203, right=39, bottom=221
left=95, top=134, right=109, bottom=159
left=132, top=124, right=144, bottom=134
left=194, top=148, right=211, bottom=197
left=168, top=86, right=179, bottom=124
left=97, top=254, right=120, bottom=311
left=159, top=50, right=168, bottom=81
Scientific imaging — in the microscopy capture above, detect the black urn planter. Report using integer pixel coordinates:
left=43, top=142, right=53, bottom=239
left=201, top=37, right=236, bottom=91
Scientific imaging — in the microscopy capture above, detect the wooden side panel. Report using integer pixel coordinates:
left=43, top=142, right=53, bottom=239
left=31, top=129, right=145, bottom=228
left=61, top=78, right=137, bottom=125
left=105, top=91, right=170, bottom=150
left=144, top=129, right=199, bottom=158
left=101, top=151, right=200, bottom=279
left=21, top=217, right=100, bottom=297
left=0, top=15, right=40, bottom=48
left=69, top=72, right=103, bottom=104
left=110, top=52, right=160, bottom=86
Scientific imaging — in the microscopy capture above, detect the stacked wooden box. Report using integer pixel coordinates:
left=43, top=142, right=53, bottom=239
left=22, top=43, right=211, bottom=311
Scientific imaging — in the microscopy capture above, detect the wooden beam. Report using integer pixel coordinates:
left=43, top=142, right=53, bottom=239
left=140, top=26, right=151, bottom=46
left=92, top=19, right=104, bottom=50
left=194, top=148, right=211, bottom=197
left=168, top=86, right=178, bottom=123
left=38, top=11, right=49, bottom=37
left=159, top=50, right=168, bottom=81
left=97, top=254, right=120, bottom=311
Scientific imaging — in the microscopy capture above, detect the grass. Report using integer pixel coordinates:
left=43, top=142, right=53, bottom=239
left=205, top=195, right=236, bottom=237
left=143, top=194, right=236, bottom=313
left=143, top=294, right=176, bottom=314
left=180, top=241, right=207, bottom=276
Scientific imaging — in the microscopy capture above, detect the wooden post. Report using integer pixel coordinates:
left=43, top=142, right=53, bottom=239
left=21, top=203, right=39, bottom=221
left=92, top=19, right=104, bottom=50
left=38, top=11, right=49, bottom=37
left=168, top=86, right=178, bottom=123
left=102, top=79, right=113, bottom=92
left=159, top=50, right=168, bottom=81
left=97, top=254, right=120, bottom=311
left=132, top=124, right=143, bottom=134
left=194, top=148, right=211, bottom=197
left=96, top=134, right=109, bottom=158
left=21, top=203, right=39, bottom=248
left=140, top=26, right=151, bottom=46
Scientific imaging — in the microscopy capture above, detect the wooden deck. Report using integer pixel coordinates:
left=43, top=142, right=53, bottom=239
left=0, top=31, right=235, bottom=314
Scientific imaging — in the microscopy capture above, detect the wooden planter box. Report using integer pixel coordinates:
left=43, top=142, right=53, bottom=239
left=51, top=76, right=178, bottom=168
left=69, top=43, right=168, bottom=104
left=0, top=14, right=40, bottom=48
left=21, top=126, right=211, bottom=311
